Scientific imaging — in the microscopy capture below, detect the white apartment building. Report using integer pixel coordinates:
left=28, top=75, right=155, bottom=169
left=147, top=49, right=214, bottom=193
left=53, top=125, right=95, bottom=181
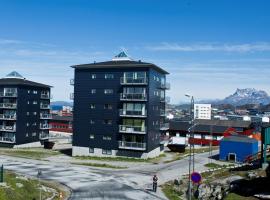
left=194, top=104, right=211, bottom=120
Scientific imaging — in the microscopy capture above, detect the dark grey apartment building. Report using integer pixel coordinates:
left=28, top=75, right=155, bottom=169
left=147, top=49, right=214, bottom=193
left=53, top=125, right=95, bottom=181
left=0, top=71, right=51, bottom=147
left=71, top=52, right=169, bottom=158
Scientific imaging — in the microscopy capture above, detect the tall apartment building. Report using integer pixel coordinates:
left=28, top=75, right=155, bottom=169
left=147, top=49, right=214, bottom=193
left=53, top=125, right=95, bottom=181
left=71, top=52, right=169, bottom=158
left=194, top=104, right=211, bottom=120
left=0, top=71, right=51, bottom=147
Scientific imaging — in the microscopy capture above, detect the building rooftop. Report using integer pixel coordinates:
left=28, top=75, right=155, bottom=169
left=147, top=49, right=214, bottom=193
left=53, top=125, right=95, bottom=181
left=221, top=135, right=258, bottom=143
left=52, top=115, right=73, bottom=122
left=71, top=52, right=169, bottom=75
left=0, top=71, right=52, bottom=88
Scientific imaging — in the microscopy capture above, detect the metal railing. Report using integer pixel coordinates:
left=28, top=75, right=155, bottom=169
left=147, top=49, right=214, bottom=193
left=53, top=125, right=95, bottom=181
left=39, top=132, right=49, bottom=140
left=118, top=141, right=146, bottom=150
left=120, top=77, right=148, bottom=85
left=0, top=103, right=17, bottom=109
left=0, top=92, right=17, bottom=97
left=40, top=113, right=52, bottom=119
left=0, top=125, right=16, bottom=132
left=40, top=124, right=51, bottom=129
left=159, top=82, right=170, bottom=90
left=119, top=109, right=147, bottom=117
left=119, top=125, right=146, bottom=134
left=120, top=93, right=147, bottom=101
left=40, top=104, right=50, bottom=109
left=160, top=123, right=169, bottom=130
left=0, top=114, right=16, bottom=120
left=70, top=93, right=74, bottom=100
left=0, top=136, right=15, bottom=143
left=160, top=110, right=166, bottom=116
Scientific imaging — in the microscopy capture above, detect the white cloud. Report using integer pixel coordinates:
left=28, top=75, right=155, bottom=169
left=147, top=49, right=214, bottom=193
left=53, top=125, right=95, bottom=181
left=146, top=42, right=270, bottom=53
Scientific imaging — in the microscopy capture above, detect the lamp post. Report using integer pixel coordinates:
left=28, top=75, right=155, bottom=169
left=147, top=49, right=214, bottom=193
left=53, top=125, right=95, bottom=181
left=185, top=94, right=195, bottom=200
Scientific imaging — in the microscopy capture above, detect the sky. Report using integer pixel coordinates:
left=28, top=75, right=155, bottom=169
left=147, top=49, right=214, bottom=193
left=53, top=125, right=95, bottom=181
left=0, top=0, right=270, bottom=104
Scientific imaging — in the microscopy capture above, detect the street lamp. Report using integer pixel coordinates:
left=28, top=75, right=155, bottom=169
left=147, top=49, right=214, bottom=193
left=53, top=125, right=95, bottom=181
left=185, top=93, right=195, bottom=200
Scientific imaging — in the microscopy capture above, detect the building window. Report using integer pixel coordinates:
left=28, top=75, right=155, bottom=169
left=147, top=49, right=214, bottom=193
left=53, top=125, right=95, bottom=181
left=33, top=101, right=37, bottom=104
left=90, top=134, right=95, bottom=139
left=26, top=133, right=29, bottom=137
left=90, top=120, right=95, bottom=124
left=105, top=74, right=114, bottom=79
left=102, top=149, right=112, bottom=155
left=32, top=132, right=37, bottom=137
left=26, top=123, right=29, bottom=127
left=90, top=104, right=95, bottom=109
left=28, top=90, right=31, bottom=94
left=27, top=101, right=30, bottom=104
left=103, top=136, right=112, bottom=140
left=33, top=112, right=37, bottom=115
left=89, top=148, right=94, bottom=153
left=32, top=122, right=37, bottom=126
left=91, top=89, right=96, bottom=94
left=27, top=112, right=30, bottom=116
left=104, top=104, right=113, bottom=109
left=103, top=119, right=112, bottom=125
left=91, top=74, right=96, bottom=79
left=33, top=90, right=38, bottom=94
left=104, top=89, right=113, bottom=94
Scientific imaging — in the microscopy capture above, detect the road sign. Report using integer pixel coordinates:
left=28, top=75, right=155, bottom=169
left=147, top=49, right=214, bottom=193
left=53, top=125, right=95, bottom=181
left=191, top=172, right=202, bottom=184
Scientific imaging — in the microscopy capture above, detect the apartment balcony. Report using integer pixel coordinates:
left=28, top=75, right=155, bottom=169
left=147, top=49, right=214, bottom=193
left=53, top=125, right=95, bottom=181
left=0, top=92, right=17, bottom=98
left=0, top=125, right=16, bottom=132
left=70, top=79, right=74, bottom=86
left=0, top=136, right=16, bottom=143
left=40, top=104, right=50, bottom=109
left=118, top=141, right=146, bottom=151
left=40, top=93, right=50, bottom=99
left=119, top=109, right=147, bottom=118
left=119, top=125, right=146, bottom=134
left=120, top=93, right=147, bottom=101
left=120, top=77, right=148, bottom=85
left=39, top=132, right=49, bottom=140
left=40, top=124, right=51, bottom=129
left=0, top=103, right=17, bottom=109
left=160, top=123, right=169, bottom=131
left=160, top=110, right=166, bottom=116
left=40, top=113, right=52, bottom=119
left=0, top=114, right=16, bottom=120
left=159, top=82, right=170, bottom=90
left=70, top=93, right=74, bottom=100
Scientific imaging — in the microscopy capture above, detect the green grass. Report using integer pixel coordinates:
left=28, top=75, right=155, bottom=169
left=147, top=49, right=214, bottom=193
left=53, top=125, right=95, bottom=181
left=0, top=170, right=66, bottom=200
left=0, top=148, right=60, bottom=160
left=161, top=182, right=183, bottom=200
left=74, top=153, right=166, bottom=163
left=225, top=193, right=258, bottom=200
left=71, top=162, right=127, bottom=169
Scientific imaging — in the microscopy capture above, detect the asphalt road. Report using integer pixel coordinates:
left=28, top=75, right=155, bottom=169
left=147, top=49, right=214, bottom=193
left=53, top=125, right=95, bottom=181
left=0, top=151, right=218, bottom=200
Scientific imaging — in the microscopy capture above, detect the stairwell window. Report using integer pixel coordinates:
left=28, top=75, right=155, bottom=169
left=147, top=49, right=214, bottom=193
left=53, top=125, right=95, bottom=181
left=91, top=89, right=96, bottom=94
left=91, top=74, right=96, bottom=79
left=103, top=119, right=112, bottom=125
left=105, top=74, right=114, bottom=79
left=104, top=104, right=113, bottom=109
left=102, top=149, right=112, bottom=155
left=90, top=104, right=95, bottom=109
left=104, top=89, right=113, bottom=94
left=90, top=134, right=95, bottom=139
left=89, top=148, right=94, bottom=153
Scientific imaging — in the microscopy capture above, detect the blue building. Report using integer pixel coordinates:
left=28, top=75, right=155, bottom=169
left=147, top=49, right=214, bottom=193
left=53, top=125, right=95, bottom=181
left=71, top=52, right=169, bottom=158
left=0, top=71, right=51, bottom=147
left=219, top=135, right=258, bottom=162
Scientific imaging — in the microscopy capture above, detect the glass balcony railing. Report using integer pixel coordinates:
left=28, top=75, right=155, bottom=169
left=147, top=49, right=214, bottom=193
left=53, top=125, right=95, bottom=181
left=0, top=136, right=16, bottom=143
left=0, top=125, right=16, bottom=132
left=159, top=82, right=170, bottom=90
left=119, top=109, right=147, bottom=117
left=40, top=124, right=51, bottom=129
left=120, top=77, right=148, bottom=85
left=41, top=93, right=50, bottom=99
left=40, top=104, right=50, bottom=109
left=40, top=113, right=52, bottom=119
left=0, top=103, right=17, bottom=109
left=70, top=79, right=74, bottom=86
left=118, top=141, right=146, bottom=150
left=0, top=114, right=16, bottom=120
left=39, top=132, right=49, bottom=140
left=120, top=93, right=147, bottom=101
left=0, top=92, right=17, bottom=97
left=119, top=125, right=146, bottom=134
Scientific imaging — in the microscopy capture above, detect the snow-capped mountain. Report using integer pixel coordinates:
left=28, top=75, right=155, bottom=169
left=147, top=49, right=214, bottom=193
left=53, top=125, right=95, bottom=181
left=220, top=88, right=270, bottom=105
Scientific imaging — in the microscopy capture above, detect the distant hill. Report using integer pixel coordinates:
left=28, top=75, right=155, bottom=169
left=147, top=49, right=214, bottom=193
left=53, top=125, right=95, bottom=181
left=51, top=101, right=73, bottom=111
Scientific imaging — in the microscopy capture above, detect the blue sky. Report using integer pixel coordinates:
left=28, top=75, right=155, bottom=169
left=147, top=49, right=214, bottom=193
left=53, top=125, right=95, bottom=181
left=0, top=0, right=270, bottom=104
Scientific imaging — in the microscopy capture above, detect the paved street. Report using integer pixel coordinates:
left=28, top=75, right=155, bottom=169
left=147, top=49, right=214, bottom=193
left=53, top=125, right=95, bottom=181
left=0, top=151, right=219, bottom=200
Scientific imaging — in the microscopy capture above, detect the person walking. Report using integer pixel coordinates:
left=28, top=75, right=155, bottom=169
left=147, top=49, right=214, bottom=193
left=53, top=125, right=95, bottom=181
left=152, top=174, right=158, bottom=192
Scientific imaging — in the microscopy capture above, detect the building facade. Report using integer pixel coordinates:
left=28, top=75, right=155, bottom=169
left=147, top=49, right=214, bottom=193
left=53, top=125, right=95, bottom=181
left=71, top=52, right=169, bottom=158
left=0, top=71, right=51, bottom=147
left=194, top=104, right=211, bottom=120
